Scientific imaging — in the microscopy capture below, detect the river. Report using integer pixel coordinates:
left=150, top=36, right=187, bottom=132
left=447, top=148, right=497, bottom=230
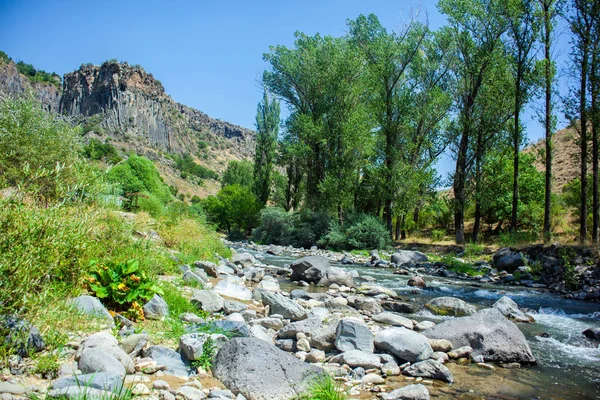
left=240, top=247, right=600, bottom=399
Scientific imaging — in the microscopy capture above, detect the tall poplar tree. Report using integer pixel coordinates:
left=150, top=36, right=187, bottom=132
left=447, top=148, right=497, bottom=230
left=253, top=89, right=280, bottom=204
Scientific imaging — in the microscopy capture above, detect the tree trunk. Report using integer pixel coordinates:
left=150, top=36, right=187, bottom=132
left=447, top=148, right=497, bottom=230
left=580, top=44, right=590, bottom=246
left=592, top=41, right=599, bottom=244
left=454, top=126, right=469, bottom=244
left=511, top=76, right=522, bottom=232
left=543, top=1, right=553, bottom=243
left=395, top=217, right=401, bottom=241
left=473, top=132, right=483, bottom=243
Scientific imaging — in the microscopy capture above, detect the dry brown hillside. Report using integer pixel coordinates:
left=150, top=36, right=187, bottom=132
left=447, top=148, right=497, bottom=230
left=525, top=124, right=589, bottom=193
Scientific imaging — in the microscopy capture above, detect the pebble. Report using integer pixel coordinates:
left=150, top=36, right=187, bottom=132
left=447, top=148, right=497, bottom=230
left=477, top=363, right=496, bottom=371
left=361, top=373, right=385, bottom=385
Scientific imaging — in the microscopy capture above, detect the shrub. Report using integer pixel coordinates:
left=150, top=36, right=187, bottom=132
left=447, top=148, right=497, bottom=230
left=252, top=207, right=294, bottom=245
left=221, top=160, right=254, bottom=188
left=318, top=223, right=347, bottom=250
left=172, top=153, right=218, bottom=180
left=86, top=259, right=163, bottom=320
left=499, top=231, right=539, bottom=247
left=83, top=138, right=122, bottom=164
left=138, top=194, right=166, bottom=217
left=203, top=184, right=262, bottom=235
left=344, top=215, right=391, bottom=250
left=431, top=229, right=446, bottom=242
left=464, top=242, right=485, bottom=257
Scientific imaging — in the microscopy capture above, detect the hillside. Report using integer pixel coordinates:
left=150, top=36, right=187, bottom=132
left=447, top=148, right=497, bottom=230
left=0, top=55, right=255, bottom=198
left=525, top=125, right=585, bottom=193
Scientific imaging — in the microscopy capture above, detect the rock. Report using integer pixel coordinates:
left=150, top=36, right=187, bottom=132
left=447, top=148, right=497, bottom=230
left=47, top=387, right=115, bottom=399
left=212, top=320, right=251, bottom=337
left=305, top=349, right=326, bottom=363
left=310, top=318, right=341, bottom=351
left=423, top=308, right=536, bottom=364
left=277, top=317, right=323, bottom=339
left=78, top=348, right=126, bottom=376
left=191, top=290, right=224, bottom=313
left=179, top=333, right=228, bottom=361
left=407, top=276, right=426, bottom=288
left=374, top=327, right=433, bottom=363
left=261, top=292, right=307, bottom=321
left=430, top=351, right=449, bottom=364
left=0, top=383, right=28, bottom=395
left=223, top=300, right=248, bottom=314
left=245, top=267, right=265, bottom=283
left=143, top=294, right=169, bottom=320
left=391, top=251, right=428, bottom=266
left=381, top=301, right=416, bottom=314
left=266, top=245, right=283, bottom=255
left=214, top=280, right=253, bottom=301
left=131, top=383, right=151, bottom=396
left=353, top=297, right=383, bottom=314
left=381, top=384, right=430, bottom=400
left=447, top=346, right=472, bottom=359
left=143, top=346, right=192, bottom=377
left=275, top=339, right=296, bottom=352
left=0, top=316, right=45, bottom=356
left=179, top=386, right=207, bottom=400
left=212, top=338, right=323, bottom=400
left=232, top=253, right=258, bottom=268
left=68, top=296, right=113, bottom=323
left=428, top=339, right=452, bottom=353
left=183, top=270, right=209, bottom=286
left=249, top=324, right=274, bottom=343
left=424, top=297, right=477, bottom=316
left=357, top=284, right=398, bottom=298
left=494, top=250, right=525, bottom=273
left=290, top=256, right=354, bottom=287
left=403, top=359, right=453, bottom=382
left=372, top=312, right=414, bottom=329
left=253, top=317, right=284, bottom=331
left=335, top=318, right=374, bottom=353
left=296, top=337, right=311, bottom=352
left=77, top=333, right=134, bottom=374
left=492, top=296, right=534, bottom=323
left=256, top=279, right=280, bottom=292
left=583, top=327, right=600, bottom=340
left=194, top=261, right=219, bottom=278
left=414, top=321, right=435, bottom=331
left=361, top=373, right=385, bottom=384
left=121, top=333, right=149, bottom=354
left=330, top=350, right=382, bottom=369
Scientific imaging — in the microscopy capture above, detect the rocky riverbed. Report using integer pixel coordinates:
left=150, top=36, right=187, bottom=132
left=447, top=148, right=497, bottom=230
left=2, top=243, right=599, bottom=400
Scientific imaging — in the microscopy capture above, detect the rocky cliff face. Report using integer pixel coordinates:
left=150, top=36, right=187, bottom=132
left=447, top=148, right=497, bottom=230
left=59, top=62, right=254, bottom=157
left=0, top=59, right=61, bottom=113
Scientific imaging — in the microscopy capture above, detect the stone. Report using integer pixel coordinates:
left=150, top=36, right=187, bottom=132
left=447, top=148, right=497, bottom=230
left=423, top=308, right=536, bottom=364
left=210, top=389, right=235, bottom=399
left=214, top=280, right=253, bottom=301
left=361, top=373, right=385, bottom=384
left=492, top=296, right=534, bottom=323
left=381, top=384, right=430, bottom=400
left=0, top=383, right=28, bottom=395
left=232, top=253, right=258, bottom=268
left=330, top=350, right=382, bottom=369
left=305, top=349, right=326, bottom=363
left=183, top=270, right=209, bottom=286
left=68, top=296, right=113, bottom=323
left=494, top=251, right=525, bottom=273
left=403, top=360, right=453, bottom=383
left=447, top=346, right=473, bottom=359
left=277, top=317, right=324, bottom=339
left=583, top=327, right=600, bottom=340
left=253, top=317, right=284, bottom=331
left=47, top=387, right=115, bottom=399
left=78, top=348, right=126, bottom=376
left=381, top=301, right=416, bottom=314
left=249, top=324, right=274, bottom=343
left=296, top=337, right=311, bottom=352
left=144, top=294, right=169, bottom=320
left=424, top=297, right=477, bottom=317
left=373, top=312, right=414, bottom=329
left=179, top=386, right=207, bottom=400
left=0, top=316, right=45, bottom=356
left=430, top=351, right=449, bottom=364
left=353, top=297, right=383, bottom=314
left=143, top=346, right=192, bottom=377
left=290, top=256, right=354, bottom=287
left=335, top=318, right=374, bottom=353
left=261, top=292, right=307, bottom=321
left=414, top=321, right=435, bottom=331
left=223, top=300, right=247, bottom=314
left=357, top=284, right=398, bottom=298
left=391, top=251, right=428, bottom=266
left=245, top=267, right=265, bottom=283
left=407, top=276, right=426, bottom=288
left=428, top=339, right=452, bottom=353
left=374, top=327, right=433, bottom=363
left=310, top=318, right=341, bottom=351
left=194, top=261, right=219, bottom=278
left=121, top=333, right=149, bottom=354
left=191, top=290, right=224, bottom=313
left=77, top=333, right=134, bottom=374
left=275, top=339, right=296, bottom=352
left=266, top=245, right=283, bottom=255
left=131, top=383, right=151, bottom=396
left=212, top=338, right=323, bottom=400
left=179, top=333, right=228, bottom=361
left=256, top=279, right=280, bottom=292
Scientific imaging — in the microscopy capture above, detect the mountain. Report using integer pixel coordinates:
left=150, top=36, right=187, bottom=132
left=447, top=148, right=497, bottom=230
left=0, top=54, right=255, bottom=197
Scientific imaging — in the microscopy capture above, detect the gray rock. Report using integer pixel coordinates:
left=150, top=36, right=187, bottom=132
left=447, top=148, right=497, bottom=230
left=277, top=317, right=323, bottom=339
left=223, top=300, right=247, bottom=314
left=252, top=317, right=283, bottom=331
left=357, top=284, right=397, bottom=298
left=68, top=296, right=113, bottom=323
left=414, top=321, right=435, bottom=331
left=382, top=301, right=416, bottom=314
left=374, top=327, right=433, bottom=363
left=249, top=325, right=274, bottom=343
left=183, top=270, right=209, bottom=286
left=330, top=350, right=381, bottom=369
left=77, top=333, right=134, bottom=374
left=47, top=387, right=115, bottom=399
left=52, top=372, right=123, bottom=392
left=179, top=333, right=228, bottom=361
left=274, top=339, right=296, bottom=352
left=495, top=251, right=525, bottom=273
left=179, top=386, right=207, bottom=400
left=266, top=245, right=283, bottom=255
left=428, top=339, right=452, bottom=353
left=143, top=345, right=192, bottom=377
left=353, top=297, right=383, bottom=314
left=391, top=251, right=428, bottom=266
left=214, top=280, right=253, bottom=301
left=310, top=318, right=340, bottom=351
left=492, top=296, right=533, bottom=323
left=256, top=279, right=280, bottom=292
left=403, top=359, right=453, bottom=383
left=144, top=294, right=169, bottom=320
left=381, top=384, right=430, bottom=400
left=261, top=292, right=307, bottom=321
left=335, top=318, right=374, bottom=353
left=210, top=389, right=235, bottom=399
left=194, top=261, right=219, bottom=278
left=290, top=256, right=354, bottom=287
left=373, top=312, right=414, bottom=329
left=78, top=348, right=126, bottom=376
left=191, top=290, right=224, bottom=313
left=424, top=297, right=477, bottom=316
left=0, top=383, right=28, bottom=395
left=1, top=316, right=45, bottom=356
left=423, top=308, right=536, bottom=364
left=232, top=253, right=258, bottom=268
left=447, top=345, right=472, bottom=359
left=244, top=267, right=265, bottom=283
left=120, top=333, right=149, bottom=354
left=212, top=338, right=323, bottom=400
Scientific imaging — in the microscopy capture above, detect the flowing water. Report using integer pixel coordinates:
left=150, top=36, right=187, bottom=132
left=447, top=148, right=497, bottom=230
left=240, top=248, right=600, bottom=399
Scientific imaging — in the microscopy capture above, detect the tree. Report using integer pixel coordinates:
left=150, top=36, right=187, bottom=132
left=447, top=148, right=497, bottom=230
left=438, top=0, right=508, bottom=243
left=589, top=8, right=600, bottom=243
left=221, top=160, right=254, bottom=188
left=253, top=89, right=280, bottom=204
left=538, top=0, right=560, bottom=243
left=504, top=0, right=540, bottom=232
left=203, top=184, right=262, bottom=234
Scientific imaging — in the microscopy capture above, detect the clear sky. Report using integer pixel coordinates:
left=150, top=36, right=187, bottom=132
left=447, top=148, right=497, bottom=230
left=0, top=0, right=572, bottom=184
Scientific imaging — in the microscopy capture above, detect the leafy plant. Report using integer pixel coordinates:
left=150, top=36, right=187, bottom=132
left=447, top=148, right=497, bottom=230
left=34, top=352, right=59, bottom=379
left=300, top=374, right=346, bottom=400
left=431, top=229, right=446, bottom=242
left=190, top=336, right=216, bottom=371
left=86, top=259, right=162, bottom=320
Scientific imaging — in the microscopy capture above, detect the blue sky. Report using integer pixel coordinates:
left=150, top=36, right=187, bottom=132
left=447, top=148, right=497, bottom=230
left=0, top=0, right=572, bottom=183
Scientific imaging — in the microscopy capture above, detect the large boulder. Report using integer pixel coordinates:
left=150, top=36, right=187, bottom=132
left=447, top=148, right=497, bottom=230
left=191, top=290, right=224, bottom=313
left=232, top=253, right=258, bottom=268
left=374, top=327, right=433, bottom=363
left=214, top=280, right=253, bottom=301
left=290, top=256, right=354, bottom=287
left=335, top=318, right=374, bottom=353
left=391, top=251, right=428, bottom=266
left=381, top=384, right=430, bottom=400
left=76, top=332, right=134, bottom=374
left=493, top=248, right=525, bottom=272
left=424, top=297, right=477, bottom=317
left=78, top=348, right=125, bottom=376
left=261, top=292, right=307, bottom=321
left=310, top=318, right=341, bottom=351
left=372, top=312, right=414, bottom=330
left=213, top=338, right=323, bottom=400
left=423, top=308, right=536, bottom=364
left=492, top=296, right=534, bottom=323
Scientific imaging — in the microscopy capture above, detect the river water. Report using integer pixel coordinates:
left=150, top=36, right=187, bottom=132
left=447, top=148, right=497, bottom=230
left=242, top=248, right=600, bottom=400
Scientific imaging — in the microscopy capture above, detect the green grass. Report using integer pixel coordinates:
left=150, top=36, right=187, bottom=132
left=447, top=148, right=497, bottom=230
left=499, top=231, right=539, bottom=247
left=349, top=249, right=370, bottom=257
left=300, top=374, right=346, bottom=400
left=440, top=255, right=484, bottom=277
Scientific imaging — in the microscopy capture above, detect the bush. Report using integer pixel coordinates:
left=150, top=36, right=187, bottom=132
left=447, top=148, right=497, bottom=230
left=431, top=229, right=446, bottom=242
left=252, top=207, right=294, bottom=245
left=203, top=184, right=262, bottom=235
left=499, top=231, right=539, bottom=247
left=83, top=138, right=122, bottom=164
left=221, top=160, right=254, bottom=188
left=318, top=214, right=390, bottom=251
left=172, top=153, right=218, bottom=180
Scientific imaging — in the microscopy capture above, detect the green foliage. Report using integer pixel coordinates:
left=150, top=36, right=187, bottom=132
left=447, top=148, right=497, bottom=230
left=440, top=255, right=484, bottom=277
left=319, top=214, right=391, bottom=251
left=253, top=90, right=280, bottom=204
left=222, top=160, right=254, bottom=188
left=464, top=242, right=485, bottom=257
left=86, top=259, right=163, bottom=320
left=172, top=153, right=218, bottom=180
left=190, top=337, right=216, bottom=371
left=431, top=229, right=446, bottom=242
left=252, top=207, right=295, bottom=245
left=14, top=60, right=60, bottom=87
left=0, top=51, right=10, bottom=64
left=83, top=138, right=122, bottom=164
left=300, top=374, right=346, bottom=400
left=498, top=231, right=539, bottom=246
left=33, top=352, right=59, bottom=379
left=203, top=184, right=262, bottom=234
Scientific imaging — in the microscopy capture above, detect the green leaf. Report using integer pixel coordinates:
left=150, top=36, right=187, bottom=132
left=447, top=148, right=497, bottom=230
left=122, top=259, right=139, bottom=275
